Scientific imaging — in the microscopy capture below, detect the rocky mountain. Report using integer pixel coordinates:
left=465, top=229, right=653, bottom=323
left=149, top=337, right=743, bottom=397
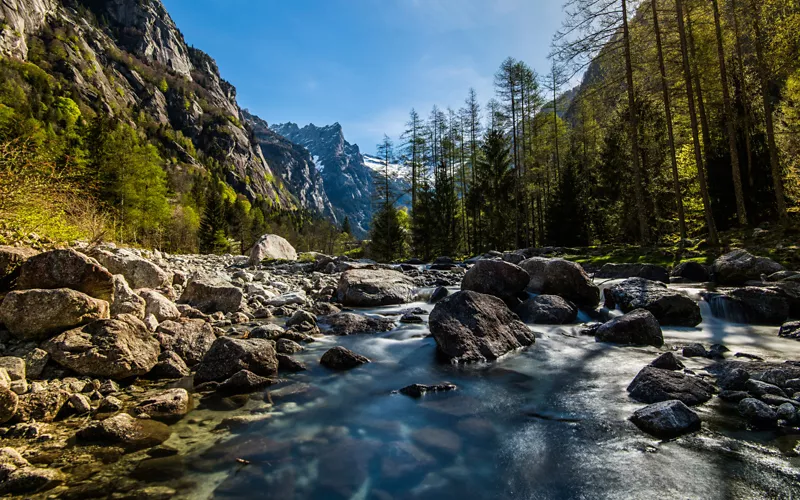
left=363, top=153, right=412, bottom=210
left=243, top=110, right=336, bottom=221
left=0, top=0, right=292, bottom=206
left=272, top=122, right=377, bottom=237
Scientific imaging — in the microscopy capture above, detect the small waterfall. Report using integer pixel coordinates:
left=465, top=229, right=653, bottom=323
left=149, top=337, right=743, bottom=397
left=702, top=294, right=750, bottom=324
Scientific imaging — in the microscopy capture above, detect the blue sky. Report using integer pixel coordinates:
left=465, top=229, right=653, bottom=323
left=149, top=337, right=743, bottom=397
left=162, top=0, right=567, bottom=155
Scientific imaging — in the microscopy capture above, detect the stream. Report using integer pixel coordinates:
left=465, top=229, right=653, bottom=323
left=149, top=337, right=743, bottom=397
left=122, top=283, right=800, bottom=499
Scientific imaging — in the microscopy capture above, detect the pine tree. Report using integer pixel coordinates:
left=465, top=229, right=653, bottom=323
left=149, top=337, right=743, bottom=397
left=341, top=216, right=352, bottom=236
left=199, top=179, right=229, bottom=254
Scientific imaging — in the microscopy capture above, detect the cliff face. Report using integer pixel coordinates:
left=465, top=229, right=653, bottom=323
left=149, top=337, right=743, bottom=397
left=0, top=0, right=292, bottom=207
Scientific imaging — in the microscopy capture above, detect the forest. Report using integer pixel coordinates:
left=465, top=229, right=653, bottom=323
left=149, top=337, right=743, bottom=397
left=369, top=0, right=800, bottom=262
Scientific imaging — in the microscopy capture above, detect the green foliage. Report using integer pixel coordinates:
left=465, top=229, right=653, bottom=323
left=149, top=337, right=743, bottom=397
left=369, top=203, right=406, bottom=262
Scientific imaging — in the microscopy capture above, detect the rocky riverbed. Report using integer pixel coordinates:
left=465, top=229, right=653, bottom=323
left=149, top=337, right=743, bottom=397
left=0, top=240, right=798, bottom=499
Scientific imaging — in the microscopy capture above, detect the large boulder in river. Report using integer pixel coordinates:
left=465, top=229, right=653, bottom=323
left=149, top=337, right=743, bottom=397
left=336, top=269, right=415, bottom=307
left=461, top=260, right=529, bottom=306
left=15, top=249, right=114, bottom=301
left=194, top=337, right=278, bottom=383
left=712, top=250, right=784, bottom=286
left=779, top=321, right=800, bottom=340
left=705, top=287, right=789, bottom=325
left=43, top=315, right=160, bottom=379
left=87, top=248, right=171, bottom=290
left=156, top=319, right=216, bottom=366
left=179, top=277, right=243, bottom=314
left=320, top=346, right=371, bottom=370
left=603, top=278, right=701, bottom=327
left=519, top=258, right=600, bottom=308
left=429, top=291, right=535, bottom=364
left=0, top=288, right=109, bottom=340
left=595, top=263, right=669, bottom=283
left=249, top=234, right=298, bottom=265
left=671, top=262, right=711, bottom=283
left=630, top=400, right=701, bottom=439
left=627, top=366, right=715, bottom=406
left=320, top=312, right=395, bottom=336
left=77, top=413, right=170, bottom=451
left=514, top=295, right=577, bottom=324
left=594, top=309, right=664, bottom=347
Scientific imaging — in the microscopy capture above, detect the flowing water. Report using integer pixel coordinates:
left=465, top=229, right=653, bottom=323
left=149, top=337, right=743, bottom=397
left=130, top=284, right=800, bottom=499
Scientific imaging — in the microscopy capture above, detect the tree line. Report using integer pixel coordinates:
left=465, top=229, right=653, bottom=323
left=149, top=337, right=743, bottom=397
left=368, top=0, right=799, bottom=262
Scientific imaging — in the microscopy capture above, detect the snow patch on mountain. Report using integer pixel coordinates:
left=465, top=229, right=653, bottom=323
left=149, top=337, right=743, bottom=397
left=363, top=154, right=405, bottom=180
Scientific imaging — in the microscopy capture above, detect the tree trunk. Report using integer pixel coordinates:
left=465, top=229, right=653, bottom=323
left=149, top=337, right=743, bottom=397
left=730, top=0, right=754, bottom=187
left=686, top=8, right=712, bottom=165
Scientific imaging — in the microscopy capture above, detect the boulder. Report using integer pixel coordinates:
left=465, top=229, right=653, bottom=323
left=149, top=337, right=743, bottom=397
left=149, top=351, right=190, bottom=379
left=594, top=309, right=664, bottom=347
left=0, top=288, right=109, bottom=340
left=716, top=367, right=750, bottom=391
left=320, top=346, right=370, bottom=370
left=15, top=389, right=69, bottom=422
left=321, top=312, right=396, bottom=336
left=275, top=338, right=304, bottom=354
left=43, top=315, right=160, bottom=379
left=712, top=250, right=785, bottom=286
left=705, top=287, right=789, bottom=325
left=596, top=263, right=669, bottom=283
left=682, top=343, right=708, bottom=358
left=514, top=295, right=578, bottom=324
left=76, top=413, right=170, bottom=451
left=519, top=257, right=600, bottom=308
left=738, top=398, right=778, bottom=428
left=630, top=400, right=701, bottom=439
left=15, top=249, right=114, bottom=301
left=87, top=248, right=171, bottom=290
left=398, top=383, right=457, bottom=398
left=194, top=337, right=278, bottom=383
left=0, top=464, right=63, bottom=496
left=0, top=386, right=18, bottom=423
left=779, top=321, right=800, bottom=340
left=0, top=246, right=37, bottom=279
left=179, top=277, right=243, bottom=314
left=627, top=366, right=715, bottom=406
left=671, top=262, right=711, bottom=283
left=132, top=389, right=190, bottom=421
left=429, top=290, right=535, bottom=364
left=429, top=286, right=449, bottom=304
left=277, top=353, right=307, bottom=372
left=603, top=278, right=701, bottom=327
left=249, top=234, right=298, bottom=265
left=110, top=275, right=146, bottom=319
left=336, top=269, right=415, bottom=307
left=156, top=319, right=216, bottom=366
left=286, top=310, right=316, bottom=328
left=139, top=289, right=181, bottom=323
left=217, top=369, right=274, bottom=393
left=22, top=349, right=48, bottom=379
left=461, top=260, right=529, bottom=306
left=650, top=352, right=684, bottom=371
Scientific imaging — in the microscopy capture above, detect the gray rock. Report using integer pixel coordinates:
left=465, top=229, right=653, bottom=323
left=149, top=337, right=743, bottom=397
left=429, top=290, right=535, bottom=364
left=248, top=234, right=298, bottom=265
left=719, top=390, right=750, bottom=403
left=133, top=389, right=190, bottom=421
left=738, top=398, right=778, bottom=427
left=0, top=246, right=37, bottom=280
left=0, top=288, right=109, bottom=340
left=321, top=312, right=395, bottom=336
left=77, top=413, right=171, bottom=451
left=682, top=343, right=708, bottom=358
left=43, top=315, right=160, bottom=379
left=320, top=346, right=370, bottom=370
left=0, top=465, right=63, bottom=495
left=15, top=249, right=114, bottom=301
left=627, top=366, right=715, bottom=406
left=149, top=351, right=190, bottom=379
left=604, top=278, right=701, bottom=327
left=596, top=263, right=669, bottom=283
left=650, top=352, right=684, bottom=371
left=744, top=379, right=786, bottom=398
left=68, top=393, right=92, bottom=414
left=780, top=321, right=800, bottom=340
left=217, top=369, right=274, bottom=393
left=706, top=287, right=789, bottom=325
left=139, top=289, right=181, bottom=323
left=398, top=383, right=457, bottom=398
left=275, top=338, right=303, bottom=354
left=336, top=269, right=415, bottom=307
left=15, top=389, right=68, bottom=422
left=429, top=286, right=449, bottom=304
left=22, top=349, right=48, bottom=379
left=670, top=262, right=711, bottom=283
left=179, top=277, right=243, bottom=314
left=98, top=395, right=123, bottom=413
left=514, top=295, right=577, bottom=324
left=461, top=260, right=529, bottom=306
left=630, top=400, right=701, bottom=439
left=595, top=309, right=664, bottom=347
left=88, top=248, right=171, bottom=290
left=286, top=309, right=316, bottom=328
left=716, top=367, right=750, bottom=390
left=777, top=402, right=797, bottom=422
left=248, top=324, right=285, bottom=340
left=156, top=319, right=216, bottom=366
left=519, top=257, right=600, bottom=308
left=712, top=250, right=785, bottom=286
left=194, top=337, right=278, bottom=383
left=277, top=353, right=307, bottom=372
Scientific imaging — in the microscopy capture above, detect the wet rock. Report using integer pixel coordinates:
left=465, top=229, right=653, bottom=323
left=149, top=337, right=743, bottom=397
left=194, top=337, right=278, bottom=383
left=149, top=351, right=190, bottom=379
left=738, top=398, right=778, bottom=428
left=77, top=413, right=171, bottom=451
left=0, top=464, right=63, bottom=495
left=627, top=366, right=715, bottom=406
left=0, top=386, right=18, bottom=423
left=777, top=403, right=797, bottom=422
left=15, top=389, right=68, bottom=422
left=98, top=395, right=123, bottom=413
left=139, top=289, right=181, bottom=323
left=671, top=262, right=711, bottom=283
left=249, top=234, right=298, bottom=264
left=43, top=315, right=159, bottom=379
left=111, top=275, right=146, bottom=319
left=604, top=278, right=701, bottom=327
left=719, top=390, right=750, bottom=403
left=514, top=295, right=578, bottom=324
left=88, top=248, right=171, bottom=290
left=156, top=319, right=216, bottom=366
left=400, top=312, right=424, bottom=323
left=429, top=290, right=535, bottom=364
left=286, top=309, right=316, bottom=328
left=320, top=346, right=370, bottom=370
left=336, top=268, right=415, bottom=306
left=682, top=343, right=708, bottom=358
left=275, top=338, right=303, bottom=354
left=68, top=393, right=92, bottom=414
left=179, top=277, right=243, bottom=314
left=712, top=250, right=784, bottom=286
left=595, top=309, right=664, bottom=347
left=707, top=344, right=729, bottom=359
left=321, top=312, right=396, bottom=336
left=596, top=263, right=669, bottom=283
left=780, top=321, right=800, bottom=340
left=650, top=352, right=684, bottom=371
left=630, top=400, right=701, bottom=439
left=217, top=369, right=274, bottom=394
left=716, top=367, right=750, bottom=390
left=461, top=260, right=529, bottom=306
left=519, top=257, right=600, bottom=308
left=266, top=291, right=307, bottom=307
left=133, top=389, right=190, bottom=421
left=429, top=286, right=449, bottom=304
left=744, top=379, right=786, bottom=398
left=16, top=249, right=114, bottom=301
left=277, top=353, right=307, bottom=372
left=398, top=383, right=458, bottom=398
left=0, top=288, right=109, bottom=340
left=706, top=287, right=789, bottom=325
